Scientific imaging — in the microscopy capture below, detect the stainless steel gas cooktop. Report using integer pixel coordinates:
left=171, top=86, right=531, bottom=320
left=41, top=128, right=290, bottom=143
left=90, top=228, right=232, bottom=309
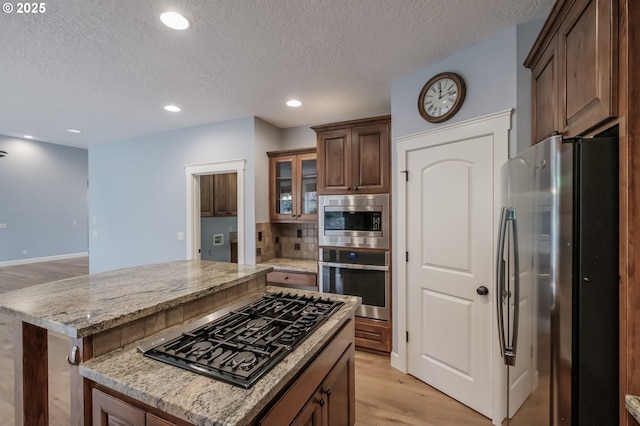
left=137, top=292, right=343, bottom=388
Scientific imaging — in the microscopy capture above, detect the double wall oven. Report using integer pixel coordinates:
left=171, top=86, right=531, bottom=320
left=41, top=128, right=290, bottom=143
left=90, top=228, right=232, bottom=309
left=318, top=194, right=390, bottom=321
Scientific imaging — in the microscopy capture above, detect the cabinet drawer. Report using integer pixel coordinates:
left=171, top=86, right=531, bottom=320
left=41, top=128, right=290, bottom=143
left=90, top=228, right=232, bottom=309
left=355, top=318, right=391, bottom=354
left=267, top=271, right=317, bottom=288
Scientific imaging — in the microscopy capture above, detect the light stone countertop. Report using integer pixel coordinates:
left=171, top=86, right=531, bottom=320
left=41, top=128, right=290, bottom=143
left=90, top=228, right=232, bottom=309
left=0, top=260, right=272, bottom=338
left=626, top=395, right=640, bottom=424
left=258, top=257, right=318, bottom=274
left=80, top=287, right=360, bottom=426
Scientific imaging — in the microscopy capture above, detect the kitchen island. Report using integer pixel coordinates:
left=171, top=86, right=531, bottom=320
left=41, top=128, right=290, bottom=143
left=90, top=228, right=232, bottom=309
left=0, top=260, right=358, bottom=425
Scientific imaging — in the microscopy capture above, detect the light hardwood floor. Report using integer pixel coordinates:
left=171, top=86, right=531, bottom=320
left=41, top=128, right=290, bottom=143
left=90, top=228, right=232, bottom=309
left=0, top=258, right=491, bottom=426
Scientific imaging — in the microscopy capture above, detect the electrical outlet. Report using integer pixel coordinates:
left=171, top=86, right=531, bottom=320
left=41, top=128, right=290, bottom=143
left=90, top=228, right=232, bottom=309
left=177, top=232, right=185, bottom=241
left=22, top=249, right=28, bottom=256
left=0, top=223, right=6, bottom=229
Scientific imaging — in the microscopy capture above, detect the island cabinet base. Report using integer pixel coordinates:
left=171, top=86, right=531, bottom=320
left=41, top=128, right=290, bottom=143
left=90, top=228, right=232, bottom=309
left=92, top=387, right=193, bottom=426
left=256, top=319, right=355, bottom=426
left=87, top=317, right=355, bottom=426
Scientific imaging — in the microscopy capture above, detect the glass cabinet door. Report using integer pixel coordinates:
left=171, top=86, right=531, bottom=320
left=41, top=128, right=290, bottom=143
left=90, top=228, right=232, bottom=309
left=299, top=155, right=317, bottom=216
left=269, top=150, right=317, bottom=222
left=274, top=158, right=293, bottom=216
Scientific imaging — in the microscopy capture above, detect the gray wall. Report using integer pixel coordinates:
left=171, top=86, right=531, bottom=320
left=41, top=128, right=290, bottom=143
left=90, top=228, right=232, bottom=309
left=87, top=113, right=319, bottom=273
left=200, top=216, right=237, bottom=262
left=0, top=135, right=88, bottom=263
left=389, top=21, right=543, bottom=354
left=88, top=117, right=257, bottom=273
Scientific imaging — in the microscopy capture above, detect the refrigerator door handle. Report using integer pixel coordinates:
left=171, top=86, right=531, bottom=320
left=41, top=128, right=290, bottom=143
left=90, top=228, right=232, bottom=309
left=496, top=207, right=508, bottom=362
left=504, top=207, right=519, bottom=366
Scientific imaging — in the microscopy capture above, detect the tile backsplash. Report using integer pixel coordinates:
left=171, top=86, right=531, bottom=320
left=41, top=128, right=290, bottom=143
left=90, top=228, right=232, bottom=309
left=255, top=222, right=318, bottom=262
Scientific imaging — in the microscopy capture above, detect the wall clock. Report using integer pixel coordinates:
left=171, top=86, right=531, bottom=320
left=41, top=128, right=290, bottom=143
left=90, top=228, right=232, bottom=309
left=417, top=72, right=466, bottom=123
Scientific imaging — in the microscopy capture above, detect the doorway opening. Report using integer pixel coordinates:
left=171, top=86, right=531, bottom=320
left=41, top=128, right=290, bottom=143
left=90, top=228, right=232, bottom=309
left=200, top=172, right=238, bottom=262
left=185, top=160, right=246, bottom=264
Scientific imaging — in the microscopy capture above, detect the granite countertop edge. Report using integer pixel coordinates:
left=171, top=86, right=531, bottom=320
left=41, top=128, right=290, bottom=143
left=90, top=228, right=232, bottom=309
left=0, top=260, right=273, bottom=339
left=80, top=287, right=361, bottom=426
left=626, top=395, right=640, bottom=424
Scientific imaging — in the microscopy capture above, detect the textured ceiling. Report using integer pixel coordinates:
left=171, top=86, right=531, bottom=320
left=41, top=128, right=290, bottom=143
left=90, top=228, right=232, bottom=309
left=0, top=0, right=552, bottom=148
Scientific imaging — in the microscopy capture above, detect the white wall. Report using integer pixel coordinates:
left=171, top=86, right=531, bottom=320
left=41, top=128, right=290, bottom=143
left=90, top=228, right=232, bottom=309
left=390, top=21, right=543, bottom=354
left=88, top=117, right=255, bottom=273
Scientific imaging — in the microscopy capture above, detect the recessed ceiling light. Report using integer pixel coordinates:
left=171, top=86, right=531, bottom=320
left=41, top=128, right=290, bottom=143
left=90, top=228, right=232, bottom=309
left=23, top=135, right=33, bottom=139
left=286, top=99, right=302, bottom=107
left=164, top=105, right=181, bottom=112
left=160, top=12, right=190, bottom=30
left=66, top=128, right=82, bottom=134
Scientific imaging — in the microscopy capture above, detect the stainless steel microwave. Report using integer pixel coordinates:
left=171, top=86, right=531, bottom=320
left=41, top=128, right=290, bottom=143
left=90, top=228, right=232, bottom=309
left=318, top=194, right=389, bottom=249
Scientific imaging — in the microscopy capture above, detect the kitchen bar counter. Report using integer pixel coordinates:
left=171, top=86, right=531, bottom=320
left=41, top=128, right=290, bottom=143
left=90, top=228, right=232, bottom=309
left=258, top=257, right=317, bottom=274
left=0, top=260, right=272, bottom=338
left=80, top=287, right=360, bottom=426
left=0, top=260, right=273, bottom=426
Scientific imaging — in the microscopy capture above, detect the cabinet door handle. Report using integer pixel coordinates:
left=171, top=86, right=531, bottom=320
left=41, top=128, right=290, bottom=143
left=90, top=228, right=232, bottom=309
left=346, top=186, right=351, bottom=190
left=354, top=186, right=359, bottom=190
left=324, top=389, right=331, bottom=396
left=318, top=398, right=325, bottom=407
left=284, top=276, right=289, bottom=280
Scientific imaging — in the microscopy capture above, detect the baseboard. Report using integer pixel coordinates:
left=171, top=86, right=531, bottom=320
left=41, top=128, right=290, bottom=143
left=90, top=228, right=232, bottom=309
left=0, top=252, right=88, bottom=268
left=390, top=350, right=406, bottom=373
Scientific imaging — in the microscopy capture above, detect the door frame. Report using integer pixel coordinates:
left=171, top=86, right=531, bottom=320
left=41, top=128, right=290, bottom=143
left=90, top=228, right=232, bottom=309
left=185, top=159, right=246, bottom=263
left=392, top=109, right=511, bottom=424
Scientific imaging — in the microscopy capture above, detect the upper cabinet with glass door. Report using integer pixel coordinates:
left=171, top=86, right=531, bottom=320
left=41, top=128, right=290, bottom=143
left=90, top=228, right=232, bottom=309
left=268, top=148, right=317, bottom=223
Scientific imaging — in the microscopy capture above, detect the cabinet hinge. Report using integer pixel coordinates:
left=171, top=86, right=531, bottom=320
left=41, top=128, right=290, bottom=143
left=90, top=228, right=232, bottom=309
left=406, top=331, right=409, bottom=342
left=406, top=251, right=409, bottom=262
left=401, top=170, right=408, bottom=182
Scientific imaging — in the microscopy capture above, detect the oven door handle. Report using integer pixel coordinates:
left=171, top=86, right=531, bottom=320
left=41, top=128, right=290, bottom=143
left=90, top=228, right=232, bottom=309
left=318, top=261, right=389, bottom=272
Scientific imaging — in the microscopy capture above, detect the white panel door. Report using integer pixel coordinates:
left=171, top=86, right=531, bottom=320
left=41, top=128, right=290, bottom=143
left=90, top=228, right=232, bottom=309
left=406, top=134, right=494, bottom=417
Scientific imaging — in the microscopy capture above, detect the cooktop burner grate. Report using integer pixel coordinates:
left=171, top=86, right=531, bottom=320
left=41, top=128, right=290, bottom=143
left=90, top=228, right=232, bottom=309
left=138, top=292, right=343, bottom=388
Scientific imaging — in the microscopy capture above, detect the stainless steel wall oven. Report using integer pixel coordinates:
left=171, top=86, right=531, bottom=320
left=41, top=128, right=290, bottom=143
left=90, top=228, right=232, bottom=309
left=318, top=248, right=389, bottom=321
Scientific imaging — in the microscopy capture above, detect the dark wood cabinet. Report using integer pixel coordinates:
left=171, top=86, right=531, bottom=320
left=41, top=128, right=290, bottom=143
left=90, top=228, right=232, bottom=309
left=268, top=148, right=317, bottom=223
left=531, top=38, right=559, bottom=142
left=213, top=173, right=237, bottom=216
left=200, top=174, right=214, bottom=217
left=525, top=0, right=617, bottom=143
left=258, top=320, right=355, bottom=426
left=92, top=388, right=146, bottom=426
left=266, top=270, right=317, bottom=291
left=92, top=388, right=186, bottom=426
left=200, top=173, right=237, bottom=217
left=147, top=413, right=178, bottom=426
left=354, top=317, right=391, bottom=354
left=312, top=116, right=390, bottom=195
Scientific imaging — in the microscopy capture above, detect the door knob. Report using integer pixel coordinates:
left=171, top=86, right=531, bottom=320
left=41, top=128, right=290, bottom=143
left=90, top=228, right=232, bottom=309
left=476, top=286, right=489, bottom=296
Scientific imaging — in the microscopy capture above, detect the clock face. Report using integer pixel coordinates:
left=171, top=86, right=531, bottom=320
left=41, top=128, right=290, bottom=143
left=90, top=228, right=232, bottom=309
left=418, top=72, right=466, bottom=123
left=424, top=78, right=458, bottom=117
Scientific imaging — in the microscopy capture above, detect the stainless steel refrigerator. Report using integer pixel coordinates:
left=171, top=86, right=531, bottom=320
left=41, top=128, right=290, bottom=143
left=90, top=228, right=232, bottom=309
left=496, top=133, right=619, bottom=425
